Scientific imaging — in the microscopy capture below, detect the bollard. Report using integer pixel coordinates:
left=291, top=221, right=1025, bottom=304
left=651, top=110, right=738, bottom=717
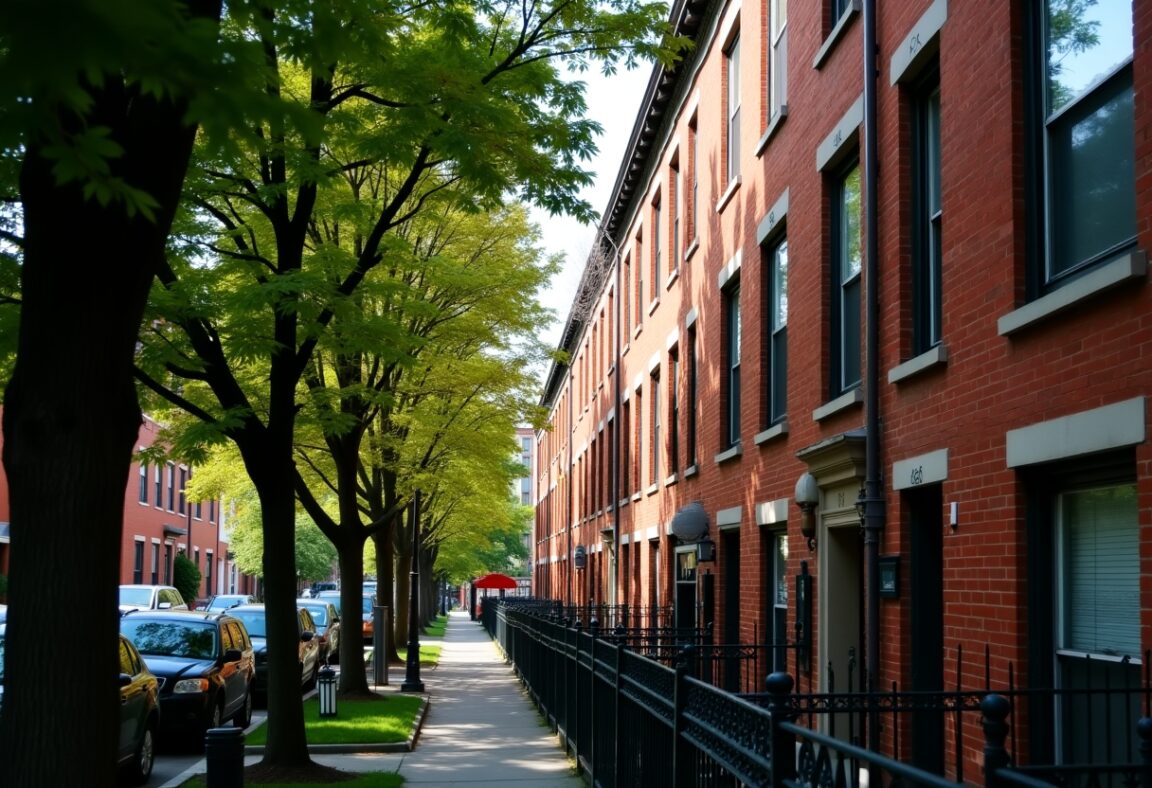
left=205, top=726, right=245, bottom=788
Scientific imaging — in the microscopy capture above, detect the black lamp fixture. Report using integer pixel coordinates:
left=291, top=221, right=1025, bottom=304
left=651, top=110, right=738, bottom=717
left=671, top=501, right=714, bottom=561
left=573, top=544, right=587, bottom=570
left=317, top=665, right=338, bottom=718
left=794, top=473, right=820, bottom=550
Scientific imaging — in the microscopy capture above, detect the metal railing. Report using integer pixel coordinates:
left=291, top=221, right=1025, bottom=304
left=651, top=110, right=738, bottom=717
left=484, top=600, right=1152, bottom=787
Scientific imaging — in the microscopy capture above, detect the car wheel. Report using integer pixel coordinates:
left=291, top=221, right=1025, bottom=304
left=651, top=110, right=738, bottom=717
left=233, top=690, right=253, bottom=729
left=126, top=719, right=156, bottom=785
left=207, top=699, right=224, bottom=733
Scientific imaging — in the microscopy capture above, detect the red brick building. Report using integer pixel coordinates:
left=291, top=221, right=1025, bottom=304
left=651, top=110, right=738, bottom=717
left=1, top=413, right=256, bottom=600
left=535, top=0, right=1150, bottom=773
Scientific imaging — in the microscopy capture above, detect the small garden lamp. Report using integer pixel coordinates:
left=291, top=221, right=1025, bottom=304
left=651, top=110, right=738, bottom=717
left=318, top=665, right=338, bottom=718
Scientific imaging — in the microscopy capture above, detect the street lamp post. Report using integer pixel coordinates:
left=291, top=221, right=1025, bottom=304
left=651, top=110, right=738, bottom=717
left=401, top=489, right=425, bottom=693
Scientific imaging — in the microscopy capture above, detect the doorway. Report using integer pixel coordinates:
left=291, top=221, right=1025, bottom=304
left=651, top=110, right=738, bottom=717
left=907, top=484, right=944, bottom=773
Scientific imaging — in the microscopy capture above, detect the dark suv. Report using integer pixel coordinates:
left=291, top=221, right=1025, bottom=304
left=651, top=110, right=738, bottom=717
left=120, top=610, right=255, bottom=742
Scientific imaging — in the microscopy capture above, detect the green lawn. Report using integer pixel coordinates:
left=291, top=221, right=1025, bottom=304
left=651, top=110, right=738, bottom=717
left=422, top=615, right=447, bottom=637
left=244, top=694, right=423, bottom=746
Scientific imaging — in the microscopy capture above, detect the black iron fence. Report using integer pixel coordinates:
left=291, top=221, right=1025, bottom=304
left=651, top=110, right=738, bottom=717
left=484, top=600, right=1152, bottom=787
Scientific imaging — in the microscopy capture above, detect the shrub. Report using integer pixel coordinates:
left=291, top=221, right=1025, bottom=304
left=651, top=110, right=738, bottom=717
left=173, top=553, right=202, bottom=606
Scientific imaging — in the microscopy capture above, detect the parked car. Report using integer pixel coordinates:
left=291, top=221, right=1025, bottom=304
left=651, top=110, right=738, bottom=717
left=200, top=594, right=256, bottom=613
left=310, top=581, right=338, bottom=596
left=119, top=610, right=254, bottom=741
left=2, top=625, right=161, bottom=783
left=117, top=633, right=162, bottom=784
left=296, top=599, right=341, bottom=664
left=316, top=591, right=377, bottom=643
left=119, top=584, right=189, bottom=614
left=226, top=604, right=321, bottom=702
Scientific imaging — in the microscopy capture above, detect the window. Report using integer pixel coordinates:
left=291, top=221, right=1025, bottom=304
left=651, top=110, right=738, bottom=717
left=689, top=118, right=699, bottom=240
left=635, top=235, right=645, bottom=324
left=651, top=368, right=661, bottom=485
left=769, top=531, right=789, bottom=672
left=669, top=350, right=680, bottom=473
left=164, top=543, right=173, bottom=584
left=154, top=466, right=162, bottom=508
left=209, top=499, right=216, bottom=523
left=769, top=0, right=788, bottom=122
left=133, top=541, right=145, bottom=584
left=1057, top=483, right=1140, bottom=763
left=138, top=462, right=148, bottom=504
left=634, top=388, right=644, bottom=493
left=166, top=462, right=175, bottom=511
left=206, top=551, right=213, bottom=597
left=671, top=162, right=681, bottom=267
left=724, top=284, right=742, bottom=447
left=623, top=255, right=632, bottom=336
left=621, top=400, right=631, bottom=499
left=178, top=466, right=187, bottom=515
left=1034, top=1, right=1134, bottom=289
left=687, top=326, right=698, bottom=467
left=151, top=543, right=159, bottom=585
left=913, top=75, right=942, bottom=353
left=653, top=196, right=662, bottom=297
left=832, top=163, right=862, bottom=396
left=766, top=238, right=788, bottom=424
left=726, top=36, right=742, bottom=183
left=832, top=0, right=851, bottom=21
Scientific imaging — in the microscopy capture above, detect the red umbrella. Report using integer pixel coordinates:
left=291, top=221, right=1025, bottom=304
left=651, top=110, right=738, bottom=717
left=473, top=572, right=518, bottom=590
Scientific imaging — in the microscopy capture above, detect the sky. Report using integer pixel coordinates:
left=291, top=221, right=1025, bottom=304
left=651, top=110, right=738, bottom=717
left=531, top=64, right=653, bottom=355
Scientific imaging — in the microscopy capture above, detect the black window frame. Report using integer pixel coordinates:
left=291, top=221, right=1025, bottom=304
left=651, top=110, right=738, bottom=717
left=1025, top=0, right=1136, bottom=298
left=723, top=282, right=742, bottom=448
left=912, top=69, right=942, bottom=355
left=831, top=160, right=862, bottom=397
left=687, top=325, right=698, bottom=466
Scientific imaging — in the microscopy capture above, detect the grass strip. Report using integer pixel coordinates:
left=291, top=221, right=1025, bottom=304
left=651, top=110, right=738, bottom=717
left=244, top=694, right=422, bottom=746
left=422, top=615, right=447, bottom=637
left=396, top=644, right=441, bottom=666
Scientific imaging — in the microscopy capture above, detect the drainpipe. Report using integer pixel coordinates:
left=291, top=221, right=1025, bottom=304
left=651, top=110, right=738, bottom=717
left=862, top=0, right=885, bottom=759
left=567, top=364, right=574, bottom=612
left=602, top=229, right=623, bottom=620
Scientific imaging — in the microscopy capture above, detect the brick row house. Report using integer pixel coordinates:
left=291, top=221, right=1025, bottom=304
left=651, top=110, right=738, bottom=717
left=0, top=413, right=256, bottom=601
left=534, top=0, right=1150, bottom=775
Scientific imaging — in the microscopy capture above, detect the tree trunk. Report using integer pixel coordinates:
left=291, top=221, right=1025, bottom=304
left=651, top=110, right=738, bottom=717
left=374, top=521, right=401, bottom=663
left=0, top=78, right=205, bottom=785
left=242, top=444, right=312, bottom=768
left=335, top=540, right=370, bottom=693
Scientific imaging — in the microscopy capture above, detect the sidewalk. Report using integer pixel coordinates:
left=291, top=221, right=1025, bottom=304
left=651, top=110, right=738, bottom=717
left=165, top=610, right=584, bottom=786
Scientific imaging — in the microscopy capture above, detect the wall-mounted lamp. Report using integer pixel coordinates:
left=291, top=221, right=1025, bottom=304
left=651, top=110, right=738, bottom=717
left=696, top=537, right=716, bottom=563
left=573, top=544, right=587, bottom=570
left=794, top=473, right=820, bottom=551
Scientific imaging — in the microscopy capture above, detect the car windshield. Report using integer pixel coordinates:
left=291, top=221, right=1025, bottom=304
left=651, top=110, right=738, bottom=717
left=207, top=596, right=247, bottom=612
left=227, top=609, right=267, bottom=638
left=119, top=588, right=154, bottom=607
left=121, top=620, right=217, bottom=659
left=303, top=606, right=327, bottom=626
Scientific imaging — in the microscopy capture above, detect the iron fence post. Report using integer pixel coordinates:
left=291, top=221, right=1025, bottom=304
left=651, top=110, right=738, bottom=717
left=1139, top=716, right=1152, bottom=788
left=766, top=672, right=796, bottom=786
left=672, top=651, right=693, bottom=788
left=981, top=693, right=1012, bottom=788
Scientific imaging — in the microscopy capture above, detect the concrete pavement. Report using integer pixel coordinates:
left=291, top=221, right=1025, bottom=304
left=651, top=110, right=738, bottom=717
left=163, top=610, right=584, bottom=786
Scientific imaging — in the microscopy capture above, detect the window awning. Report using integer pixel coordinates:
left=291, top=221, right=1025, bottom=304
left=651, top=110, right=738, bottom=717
left=163, top=524, right=188, bottom=537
